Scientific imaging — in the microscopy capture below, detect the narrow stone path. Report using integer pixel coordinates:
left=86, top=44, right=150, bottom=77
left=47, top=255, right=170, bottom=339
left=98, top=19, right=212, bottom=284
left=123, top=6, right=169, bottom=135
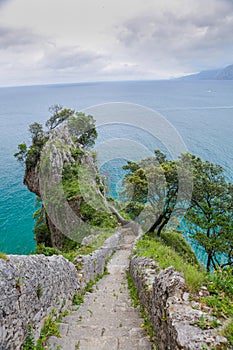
left=48, top=228, right=154, bottom=349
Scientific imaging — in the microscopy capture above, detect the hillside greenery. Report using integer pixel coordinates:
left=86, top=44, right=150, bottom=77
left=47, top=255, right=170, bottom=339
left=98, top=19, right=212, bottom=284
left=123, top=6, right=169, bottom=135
left=134, top=233, right=233, bottom=344
left=15, top=105, right=117, bottom=253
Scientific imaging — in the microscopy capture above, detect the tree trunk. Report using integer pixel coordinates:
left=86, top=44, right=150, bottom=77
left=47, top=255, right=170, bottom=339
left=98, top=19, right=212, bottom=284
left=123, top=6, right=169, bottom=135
left=148, top=213, right=164, bottom=234
left=157, top=216, right=169, bottom=237
left=206, top=253, right=212, bottom=271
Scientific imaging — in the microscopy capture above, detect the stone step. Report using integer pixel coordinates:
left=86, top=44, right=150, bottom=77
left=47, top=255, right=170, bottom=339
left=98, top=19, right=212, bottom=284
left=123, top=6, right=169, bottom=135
left=60, top=324, right=146, bottom=338
left=49, top=335, right=153, bottom=350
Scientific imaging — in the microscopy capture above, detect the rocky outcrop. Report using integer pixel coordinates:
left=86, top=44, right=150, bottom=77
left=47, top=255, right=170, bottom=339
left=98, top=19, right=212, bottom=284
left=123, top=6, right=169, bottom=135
left=0, top=254, right=79, bottom=350
left=23, top=122, right=111, bottom=250
left=23, top=165, right=40, bottom=196
left=129, top=256, right=229, bottom=350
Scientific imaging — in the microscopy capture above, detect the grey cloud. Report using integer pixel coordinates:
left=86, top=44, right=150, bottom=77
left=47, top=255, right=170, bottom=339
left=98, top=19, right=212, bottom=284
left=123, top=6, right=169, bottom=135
left=116, top=0, right=233, bottom=70
left=0, top=0, right=10, bottom=7
left=0, top=26, right=44, bottom=50
left=40, top=46, right=110, bottom=73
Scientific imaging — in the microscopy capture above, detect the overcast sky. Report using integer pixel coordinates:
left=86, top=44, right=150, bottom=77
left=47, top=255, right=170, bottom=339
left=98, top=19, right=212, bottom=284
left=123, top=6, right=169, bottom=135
left=0, top=0, right=233, bottom=86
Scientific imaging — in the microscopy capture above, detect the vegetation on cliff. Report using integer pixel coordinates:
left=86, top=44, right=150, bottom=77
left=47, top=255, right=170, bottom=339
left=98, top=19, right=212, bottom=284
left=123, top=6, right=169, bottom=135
left=15, top=105, right=117, bottom=253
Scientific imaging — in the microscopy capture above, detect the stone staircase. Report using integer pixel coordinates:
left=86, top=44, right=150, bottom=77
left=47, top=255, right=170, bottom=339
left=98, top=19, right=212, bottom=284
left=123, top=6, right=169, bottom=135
left=48, top=227, right=154, bottom=349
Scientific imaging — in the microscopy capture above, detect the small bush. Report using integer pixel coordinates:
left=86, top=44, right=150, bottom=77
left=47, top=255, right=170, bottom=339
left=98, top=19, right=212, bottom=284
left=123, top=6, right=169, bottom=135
left=34, top=244, right=60, bottom=256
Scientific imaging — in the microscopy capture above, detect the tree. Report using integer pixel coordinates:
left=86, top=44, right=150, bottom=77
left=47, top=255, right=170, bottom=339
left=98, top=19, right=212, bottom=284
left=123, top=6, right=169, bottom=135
left=46, top=104, right=74, bottom=130
left=28, top=122, right=43, bottom=142
left=121, top=150, right=191, bottom=235
left=68, top=112, right=97, bottom=148
left=25, top=122, right=47, bottom=170
left=184, top=154, right=233, bottom=271
left=14, top=143, right=28, bottom=163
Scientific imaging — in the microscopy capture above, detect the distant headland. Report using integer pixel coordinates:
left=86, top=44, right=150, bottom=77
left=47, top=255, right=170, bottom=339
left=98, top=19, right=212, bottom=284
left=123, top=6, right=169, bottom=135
left=179, top=63, right=233, bottom=80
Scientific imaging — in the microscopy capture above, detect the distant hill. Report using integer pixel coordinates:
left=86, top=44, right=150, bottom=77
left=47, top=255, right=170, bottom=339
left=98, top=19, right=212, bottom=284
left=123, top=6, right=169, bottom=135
left=180, top=64, right=233, bottom=80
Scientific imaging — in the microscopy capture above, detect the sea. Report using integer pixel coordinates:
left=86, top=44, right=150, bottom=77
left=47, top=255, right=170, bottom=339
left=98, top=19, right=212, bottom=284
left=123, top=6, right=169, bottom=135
left=0, top=80, right=232, bottom=255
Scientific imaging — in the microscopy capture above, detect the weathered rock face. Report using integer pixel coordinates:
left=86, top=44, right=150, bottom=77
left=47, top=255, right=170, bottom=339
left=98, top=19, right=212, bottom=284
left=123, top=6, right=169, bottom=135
left=129, top=256, right=230, bottom=350
left=23, top=165, right=40, bottom=196
left=0, top=255, right=79, bottom=350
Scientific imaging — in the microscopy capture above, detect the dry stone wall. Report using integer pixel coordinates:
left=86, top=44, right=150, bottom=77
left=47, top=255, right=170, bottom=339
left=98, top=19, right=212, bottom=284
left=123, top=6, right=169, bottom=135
left=129, top=255, right=230, bottom=350
left=0, top=229, right=121, bottom=350
left=74, top=229, right=121, bottom=290
left=0, top=254, right=79, bottom=350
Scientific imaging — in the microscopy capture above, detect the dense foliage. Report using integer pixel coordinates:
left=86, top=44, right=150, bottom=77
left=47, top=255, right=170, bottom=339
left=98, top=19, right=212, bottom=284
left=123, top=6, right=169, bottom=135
left=121, top=150, right=233, bottom=271
left=14, top=105, right=97, bottom=170
left=185, top=154, right=233, bottom=271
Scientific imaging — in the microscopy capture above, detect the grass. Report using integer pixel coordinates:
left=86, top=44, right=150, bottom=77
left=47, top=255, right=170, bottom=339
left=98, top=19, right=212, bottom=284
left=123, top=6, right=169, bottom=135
left=135, top=235, right=206, bottom=293
left=36, top=310, right=61, bottom=349
left=159, top=229, right=199, bottom=265
left=72, top=292, right=84, bottom=306
left=23, top=310, right=61, bottom=350
left=203, top=267, right=233, bottom=319
left=22, top=325, right=35, bottom=350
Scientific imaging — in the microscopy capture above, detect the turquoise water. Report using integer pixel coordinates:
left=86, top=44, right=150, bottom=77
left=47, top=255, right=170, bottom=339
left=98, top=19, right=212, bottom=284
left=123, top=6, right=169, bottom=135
left=0, top=80, right=232, bottom=254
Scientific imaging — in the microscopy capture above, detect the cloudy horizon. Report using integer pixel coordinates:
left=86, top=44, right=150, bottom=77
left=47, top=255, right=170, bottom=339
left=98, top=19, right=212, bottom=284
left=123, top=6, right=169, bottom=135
left=0, top=0, right=233, bottom=87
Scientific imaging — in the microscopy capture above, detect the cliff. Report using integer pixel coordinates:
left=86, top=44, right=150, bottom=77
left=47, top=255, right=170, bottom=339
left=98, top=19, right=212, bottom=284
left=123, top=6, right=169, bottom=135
left=23, top=120, right=112, bottom=250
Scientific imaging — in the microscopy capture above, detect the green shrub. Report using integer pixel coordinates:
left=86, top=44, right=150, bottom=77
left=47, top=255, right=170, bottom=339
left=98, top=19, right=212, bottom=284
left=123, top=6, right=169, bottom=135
left=34, top=244, right=61, bottom=256
left=80, top=201, right=117, bottom=228
left=207, top=267, right=233, bottom=298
